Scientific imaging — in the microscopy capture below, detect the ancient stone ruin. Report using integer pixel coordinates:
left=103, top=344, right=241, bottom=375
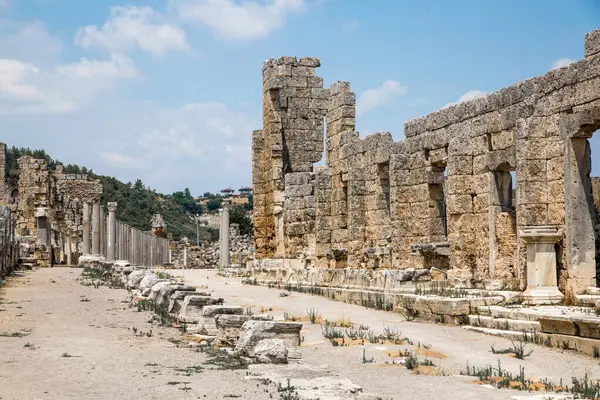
left=0, top=144, right=170, bottom=270
left=251, top=28, right=600, bottom=305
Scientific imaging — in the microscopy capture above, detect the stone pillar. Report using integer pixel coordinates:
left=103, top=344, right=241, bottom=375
left=560, top=110, right=600, bottom=292
left=520, top=226, right=564, bottom=305
left=35, top=207, right=49, bottom=246
left=91, top=202, right=101, bottom=256
left=82, top=203, right=91, bottom=255
left=220, top=207, right=230, bottom=268
left=66, top=229, right=72, bottom=266
left=107, top=202, right=117, bottom=261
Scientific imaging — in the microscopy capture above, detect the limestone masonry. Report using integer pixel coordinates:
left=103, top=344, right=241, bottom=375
left=252, top=28, right=600, bottom=301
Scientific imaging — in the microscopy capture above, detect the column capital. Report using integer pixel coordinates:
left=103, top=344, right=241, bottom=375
left=108, top=202, right=118, bottom=213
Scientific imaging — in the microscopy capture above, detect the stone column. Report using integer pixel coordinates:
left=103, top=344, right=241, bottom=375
left=107, top=202, right=117, bottom=261
left=520, top=226, right=564, bottom=305
left=82, top=202, right=91, bottom=255
left=220, top=207, right=230, bottom=268
left=91, top=202, right=101, bottom=256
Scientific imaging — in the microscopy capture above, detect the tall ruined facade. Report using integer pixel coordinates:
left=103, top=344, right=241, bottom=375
left=253, top=28, right=600, bottom=296
left=2, top=150, right=103, bottom=267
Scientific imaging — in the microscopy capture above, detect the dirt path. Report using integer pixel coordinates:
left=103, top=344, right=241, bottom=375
left=0, top=268, right=276, bottom=400
left=1, top=267, right=598, bottom=400
left=175, top=269, right=600, bottom=399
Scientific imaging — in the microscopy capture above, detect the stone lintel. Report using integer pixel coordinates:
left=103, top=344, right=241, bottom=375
left=559, top=108, right=600, bottom=139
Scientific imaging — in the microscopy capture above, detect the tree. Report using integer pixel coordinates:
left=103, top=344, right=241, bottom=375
left=206, top=197, right=223, bottom=212
left=229, top=205, right=253, bottom=236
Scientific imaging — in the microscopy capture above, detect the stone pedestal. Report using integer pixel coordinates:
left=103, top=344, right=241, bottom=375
left=520, top=226, right=564, bottom=305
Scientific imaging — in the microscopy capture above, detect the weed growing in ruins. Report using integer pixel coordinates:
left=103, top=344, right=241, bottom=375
left=321, top=322, right=344, bottom=340
left=80, top=267, right=125, bottom=289
left=284, top=312, right=297, bottom=322
left=399, top=296, right=418, bottom=321
left=277, top=379, right=300, bottom=400
left=306, top=308, right=320, bottom=324
left=382, top=326, right=402, bottom=342
left=0, top=331, right=28, bottom=338
left=358, top=324, right=370, bottom=331
left=201, top=347, right=249, bottom=370
left=404, top=352, right=419, bottom=370
left=242, top=278, right=258, bottom=286
left=61, top=352, right=73, bottom=358
left=154, top=270, right=174, bottom=280
left=362, top=348, right=375, bottom=364
left=279, top=291, right=291, bottom=297
left=136, top=299, right=177, bottom=327
left=345, top=328, right=367, bottom=341
left=571, top=372, right=600, bottom=399
left=490, top=340, right=533, bottom=359
left=80, top=296, right=90, bottom=302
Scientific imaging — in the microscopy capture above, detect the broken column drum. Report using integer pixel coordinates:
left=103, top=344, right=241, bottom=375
left=520, top=226, right=564, bottom=305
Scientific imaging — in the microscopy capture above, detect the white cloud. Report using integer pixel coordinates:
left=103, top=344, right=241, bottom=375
left=552, top=58, right=576, bottom=70
left=342, top=18, right=359, bottom=32
left=356, top=80, right=407, bottom=116
left=172, top=0, right=306, bottom=40
left=0, top=54, right=138, bottom=114
left=75, top=6, right=189, bottom=55
left=443, top=90, right=488, bottom=108
left=0, top=21, right=63, bottom=66
left=99, top=152, right=145, bottom=170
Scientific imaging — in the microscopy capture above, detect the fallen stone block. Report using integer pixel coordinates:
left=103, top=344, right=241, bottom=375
left=169, top=290, right=211, bottom=314
left=127, top=270, right=150, bottom=289
left=178, top=296, right=225, bottom=323
left=214, top=314, right=274, bottom=347
left=139, top=273, right=161, bottom=291
left=155, top=284, right=196, bottom=308
left=195, top=305, right=244, bottom=335
left=254, top=339, right=288, bottom=364
left=234, top=320, right=302, bottom=357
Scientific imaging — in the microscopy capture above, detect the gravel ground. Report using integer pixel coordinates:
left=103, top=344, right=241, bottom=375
left=1, top=267, right=598, bottom=400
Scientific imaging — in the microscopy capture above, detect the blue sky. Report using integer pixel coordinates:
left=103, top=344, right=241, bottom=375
left=0, top=0, right=598, bottom=195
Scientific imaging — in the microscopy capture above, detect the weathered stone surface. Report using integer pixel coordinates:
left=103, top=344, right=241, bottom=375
left=234, top=321, right=302, bottom=357
left=254, top=339, right=289, bottom=364
left=127, top=270, right=150, bottom=289
left=139, top=273, right=160, bottom=290
left=214, top=314, right=275, bottom=347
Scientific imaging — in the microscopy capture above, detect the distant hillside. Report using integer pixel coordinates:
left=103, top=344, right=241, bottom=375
left=6, top=146, right=218, bottom=241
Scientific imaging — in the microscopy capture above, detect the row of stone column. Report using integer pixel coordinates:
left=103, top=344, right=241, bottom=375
left=219, top=207, right=230, bottom=268
left=82, top=201, right=117, bottom=259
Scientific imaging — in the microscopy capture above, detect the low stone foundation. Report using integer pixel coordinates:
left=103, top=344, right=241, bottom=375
left=246, top=259, right=520, bottom=324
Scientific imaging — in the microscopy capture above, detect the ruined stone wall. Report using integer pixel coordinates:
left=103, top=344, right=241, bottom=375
left=252, top=57, right=328, bottom=259
left=0, top=143, right=9, bottom=206
left=253, top=29, right=600, bottom=294
left=15, top=157, right=102, bottom=266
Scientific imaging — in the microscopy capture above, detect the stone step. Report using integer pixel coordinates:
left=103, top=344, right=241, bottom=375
left=575, top=294, right=600, bottom=306
left=467, top=315, right=540, bottom=332
left=462, top=326, right=536, bottom=341
left=586, top=286, right=600, bottom=295
left=475, top=306, right=540, bottom=321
